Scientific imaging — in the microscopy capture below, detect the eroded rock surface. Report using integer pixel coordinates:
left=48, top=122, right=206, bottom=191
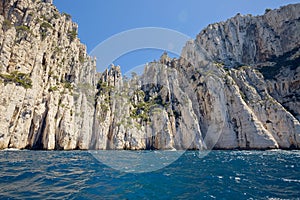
left=0, top=1, right=299, bottom=150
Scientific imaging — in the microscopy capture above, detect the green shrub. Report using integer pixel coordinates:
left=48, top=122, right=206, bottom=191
left=265, top=8, right=272, bottom=13
left=41, top=15, right=49, bottom=22
left=97, top=80, right=114, bottom=94
left=62, top=12, right=72, bottom=20
left=0, top=71, right=32, bottom=89
left=40, top=21, right=53, bottom=29
left=53, top=12, right=60, bottom=19
left=63, top=82, right=73, bottom=91
left=100, top=103, right=109, bottom=112
left=52, top=75, right=59, bottom=81
left=53, top=46, right=63, bottom=54
left=79, top=55, right=85, bottom=63
left=130, top=97, right=158, bottom=123
left=15, top=25, right=32, bottom=41
left=67, top=30, right=77, bottom=41
left=16, top=25, right=31, bottom=33
left=2, top=19, right=12, bottom=31
left=40, top=22, right=53, bottom=40
left=48, top=86, right=58, bottom=92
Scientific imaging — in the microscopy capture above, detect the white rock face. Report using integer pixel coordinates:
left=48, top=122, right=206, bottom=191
left=181, top=3, right=300, bottom=149
left=0, top=0, right=96, bottom=150
left=0, top=1, right=299, bottom=150
left=91, top=64, right=205, bottom=150
left=194, top=4, right=300, bottom=66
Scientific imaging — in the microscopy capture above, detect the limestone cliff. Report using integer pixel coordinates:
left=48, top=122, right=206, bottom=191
left=181, top=3, right=300, bottom=149
left=0, top=0, right=96, bottom=150
left=0, top=0, right=299, bottom=150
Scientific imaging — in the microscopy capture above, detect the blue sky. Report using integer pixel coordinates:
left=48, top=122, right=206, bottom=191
left=53, top=0, right=299, bottom=73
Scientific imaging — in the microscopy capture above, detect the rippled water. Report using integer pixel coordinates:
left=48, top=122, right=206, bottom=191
left=0, top=150, right=300, bottom=199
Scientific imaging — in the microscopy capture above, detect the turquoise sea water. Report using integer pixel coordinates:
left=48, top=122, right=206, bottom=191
left=0, top=150, right=299, bottom=199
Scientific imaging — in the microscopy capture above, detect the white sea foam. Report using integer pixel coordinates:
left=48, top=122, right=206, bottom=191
left=282, top=178, right=300, bottom=183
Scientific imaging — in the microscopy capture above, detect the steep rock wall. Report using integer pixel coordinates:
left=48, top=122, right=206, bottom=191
left=0, top=1, right=299, bottom=150
left=0, top=0, right=96, bottom=149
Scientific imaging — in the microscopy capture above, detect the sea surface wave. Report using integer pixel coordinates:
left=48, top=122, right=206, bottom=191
left=0, top=150, right=299, bottom=199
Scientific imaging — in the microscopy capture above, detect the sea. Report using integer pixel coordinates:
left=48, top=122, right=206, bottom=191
left=0, top=150, right=299, bottom=199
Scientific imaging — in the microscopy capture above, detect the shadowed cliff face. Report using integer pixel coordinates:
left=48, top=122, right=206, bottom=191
left=0, top=0, right=299, bottom=150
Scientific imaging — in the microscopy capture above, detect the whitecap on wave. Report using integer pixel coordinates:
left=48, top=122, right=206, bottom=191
left=282, top=178, right=300, bottom=183
left=1, top=148, right=22, bottom=151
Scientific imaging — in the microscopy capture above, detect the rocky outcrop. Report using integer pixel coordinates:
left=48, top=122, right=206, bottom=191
left=181, top=3, right=300, bottom=149
left=0, top=1, right=299, bottom=150
left=0, top=0, right=96, bottom=150
left=195, top=4, right=300, bottom=66
left=91, top=63, right=205, bottom=150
